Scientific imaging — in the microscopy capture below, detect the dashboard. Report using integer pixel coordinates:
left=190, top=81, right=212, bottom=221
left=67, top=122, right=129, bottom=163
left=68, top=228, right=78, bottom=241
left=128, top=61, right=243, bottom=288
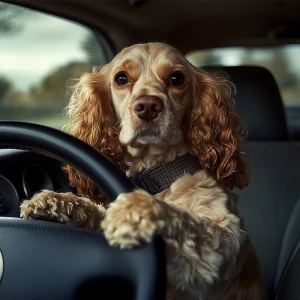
left=0, top=149, right=73, bottom=217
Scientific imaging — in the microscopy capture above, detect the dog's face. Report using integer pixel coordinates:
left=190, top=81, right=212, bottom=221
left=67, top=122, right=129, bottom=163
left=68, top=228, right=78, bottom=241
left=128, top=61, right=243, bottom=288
left=67, top=42, right=250, bottom=191
left=107, top=43, right=193, bottom=147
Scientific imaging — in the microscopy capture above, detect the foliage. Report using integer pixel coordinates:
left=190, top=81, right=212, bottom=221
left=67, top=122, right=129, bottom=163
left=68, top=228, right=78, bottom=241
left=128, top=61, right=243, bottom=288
left=81, top=34, right=106, bottom=66
left=241, top=48, right=298, bottom=89
left=29, top=61, right=92, bottom=103
left=26, top=34, right=107, bottom=103
left=0, top=76, right=12, bottom=100
left=0, top=3, right=25, bottom=36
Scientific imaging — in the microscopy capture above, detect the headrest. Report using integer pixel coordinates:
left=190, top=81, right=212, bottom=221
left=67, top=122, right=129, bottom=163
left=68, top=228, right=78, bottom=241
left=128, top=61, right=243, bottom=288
left=203, top=66, right=288, bottom=141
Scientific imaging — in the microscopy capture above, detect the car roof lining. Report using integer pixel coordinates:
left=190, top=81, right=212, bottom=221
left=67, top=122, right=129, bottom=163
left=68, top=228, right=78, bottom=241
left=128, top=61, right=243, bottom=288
left=4, top=0, right=300, bottom=54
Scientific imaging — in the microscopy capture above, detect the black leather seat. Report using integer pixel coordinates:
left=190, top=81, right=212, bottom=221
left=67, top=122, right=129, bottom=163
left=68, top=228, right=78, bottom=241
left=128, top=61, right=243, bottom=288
left=204, top=66, right=300, bottom=299
left=239, top=142, right=300, bottom=298
left=275, top=236, right=300, bottom=300
left=204, top=66, right=289, bottom=141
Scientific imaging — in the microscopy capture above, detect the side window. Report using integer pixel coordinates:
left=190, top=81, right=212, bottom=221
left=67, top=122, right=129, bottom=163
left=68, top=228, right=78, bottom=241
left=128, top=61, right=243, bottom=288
left=0, top=3, right=108, bottom=129
left=186, top=46, right=300, bottom=107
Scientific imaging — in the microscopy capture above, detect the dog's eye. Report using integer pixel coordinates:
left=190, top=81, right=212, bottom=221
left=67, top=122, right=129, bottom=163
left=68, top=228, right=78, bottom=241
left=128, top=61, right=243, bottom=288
left=169, top=72, right=185, bottom=86
left=115, top=73, right=129, bottom=86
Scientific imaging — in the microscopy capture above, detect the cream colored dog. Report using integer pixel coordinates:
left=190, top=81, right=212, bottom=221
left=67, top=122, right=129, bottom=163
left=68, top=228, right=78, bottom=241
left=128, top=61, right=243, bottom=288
left=21, top=42, right=266, bottom=300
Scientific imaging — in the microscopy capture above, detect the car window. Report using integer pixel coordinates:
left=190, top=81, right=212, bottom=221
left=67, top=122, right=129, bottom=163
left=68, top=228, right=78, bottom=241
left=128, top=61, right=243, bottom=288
left=0, top=3, right=108, bottom=129
left=186, top=46, right=300, bottom=107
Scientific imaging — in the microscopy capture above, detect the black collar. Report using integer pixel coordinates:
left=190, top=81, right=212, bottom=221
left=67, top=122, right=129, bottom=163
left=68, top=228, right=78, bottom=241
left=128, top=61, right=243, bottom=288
left=127, top=153, right=202, bottom=195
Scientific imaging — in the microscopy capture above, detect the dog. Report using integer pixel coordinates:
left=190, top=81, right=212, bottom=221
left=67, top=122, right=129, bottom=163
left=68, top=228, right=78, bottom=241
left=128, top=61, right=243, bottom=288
left=20, top=42, right=267, bottom=300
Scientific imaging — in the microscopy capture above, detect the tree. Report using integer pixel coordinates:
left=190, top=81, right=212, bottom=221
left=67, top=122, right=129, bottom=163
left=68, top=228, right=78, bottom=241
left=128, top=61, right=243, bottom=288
left=81, top=34, right=107, bottom=66
left=200, top=52, right=222, bottom=66
left=29, top=61, right=91, bottom=103
left=0, top=3, right=25, bottom=36
left=266, top=48, right=298, bottom=89
left=186, top=51, right=222, bottom=67
left=28, top=33, right=108, bottom=103
left=241, top=48, right=298, bottom=89
left=0, top=76, right=12, bottom=100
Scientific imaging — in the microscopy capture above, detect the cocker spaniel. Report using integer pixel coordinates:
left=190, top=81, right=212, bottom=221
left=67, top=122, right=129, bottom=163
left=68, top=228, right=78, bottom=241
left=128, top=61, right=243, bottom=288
left=20, top=42, right=267, bottom=300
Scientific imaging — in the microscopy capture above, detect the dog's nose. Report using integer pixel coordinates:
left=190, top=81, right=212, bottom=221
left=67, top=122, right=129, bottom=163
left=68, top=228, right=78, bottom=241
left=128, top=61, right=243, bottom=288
left=133, top=96, right=163, bottom=121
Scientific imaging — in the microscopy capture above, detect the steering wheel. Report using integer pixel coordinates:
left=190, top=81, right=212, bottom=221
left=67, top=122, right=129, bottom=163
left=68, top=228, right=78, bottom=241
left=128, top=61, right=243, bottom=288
left=0, top=121, right=165, bottom=300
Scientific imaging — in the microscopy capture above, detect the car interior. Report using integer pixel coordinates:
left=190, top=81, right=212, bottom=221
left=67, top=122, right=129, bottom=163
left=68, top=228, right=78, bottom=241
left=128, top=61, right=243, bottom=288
left=1, top=0, right=300, bottom=299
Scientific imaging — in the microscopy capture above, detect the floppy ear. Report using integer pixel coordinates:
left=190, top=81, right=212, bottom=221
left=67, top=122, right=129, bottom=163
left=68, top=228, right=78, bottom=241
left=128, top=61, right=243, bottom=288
left=187, top=68, right=250, bottom=190
left=64, top=67, right=125, bottom=205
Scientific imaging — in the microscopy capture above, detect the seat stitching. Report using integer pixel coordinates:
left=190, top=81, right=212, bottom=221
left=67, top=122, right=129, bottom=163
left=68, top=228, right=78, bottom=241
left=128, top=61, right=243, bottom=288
left=274, top=242, right=300, bottom=300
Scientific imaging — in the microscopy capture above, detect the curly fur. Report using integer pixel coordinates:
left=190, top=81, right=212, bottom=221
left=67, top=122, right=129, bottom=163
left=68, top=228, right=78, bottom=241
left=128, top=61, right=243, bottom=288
left=64, top=69, right=126, bottom=205
left=65, top=43, right=249, bottom=203
left=21, top=42, right=266, bottom=300
left=188, top=68, right=250, bottom=190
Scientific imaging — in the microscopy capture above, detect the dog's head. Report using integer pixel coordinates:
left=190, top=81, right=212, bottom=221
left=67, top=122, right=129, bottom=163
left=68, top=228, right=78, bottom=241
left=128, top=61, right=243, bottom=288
left=108, top=43, right=192, bottom=148
left=66, top=43, right=249, bottom=202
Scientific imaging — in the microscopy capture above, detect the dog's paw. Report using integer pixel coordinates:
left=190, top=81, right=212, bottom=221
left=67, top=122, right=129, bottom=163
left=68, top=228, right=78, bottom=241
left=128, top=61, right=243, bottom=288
left=101, top=190, right=163, bottom=249
left=20, top=190, right=105, bottom=231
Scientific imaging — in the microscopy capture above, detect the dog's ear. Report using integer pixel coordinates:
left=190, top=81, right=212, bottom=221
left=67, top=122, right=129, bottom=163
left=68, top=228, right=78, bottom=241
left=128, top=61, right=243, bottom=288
left=64, top=67, right=125, bottom=204
left=187, top=68, right=250, bottom=189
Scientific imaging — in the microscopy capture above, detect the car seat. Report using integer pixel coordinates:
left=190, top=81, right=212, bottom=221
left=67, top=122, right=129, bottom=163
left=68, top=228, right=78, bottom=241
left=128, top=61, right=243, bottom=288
left=204, top=66, right=300, bottom=299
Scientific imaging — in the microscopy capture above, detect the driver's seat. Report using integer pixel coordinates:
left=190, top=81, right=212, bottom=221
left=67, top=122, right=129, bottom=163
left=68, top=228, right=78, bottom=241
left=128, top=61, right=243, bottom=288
left=201, top=66, right=300, bottom=298
left=208, top=66, right=300, bottom=299
left=275, top=235, right=300, bottom=300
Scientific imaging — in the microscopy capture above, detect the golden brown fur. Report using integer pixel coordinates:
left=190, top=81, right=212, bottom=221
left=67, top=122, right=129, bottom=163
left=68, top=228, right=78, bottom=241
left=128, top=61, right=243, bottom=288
left=65, top=43, right=249, bottom=205
left=20, top=42, right=266, bottom=299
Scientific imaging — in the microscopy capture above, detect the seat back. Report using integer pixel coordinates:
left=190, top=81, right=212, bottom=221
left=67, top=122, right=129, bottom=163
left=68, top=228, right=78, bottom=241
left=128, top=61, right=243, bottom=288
left=274, top=235, right=300, bottom=300
left=238, top=142, right=300, bottom=298
left=204, top=66, right=289, bottom=141
left=203, top=66, right=299, bottom=298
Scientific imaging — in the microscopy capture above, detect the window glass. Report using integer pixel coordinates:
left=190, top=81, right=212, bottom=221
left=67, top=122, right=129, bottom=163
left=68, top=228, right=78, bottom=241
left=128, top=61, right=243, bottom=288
left=186, top=46, right=300, bottom=107
left=0, top=3, right=107, bottom=129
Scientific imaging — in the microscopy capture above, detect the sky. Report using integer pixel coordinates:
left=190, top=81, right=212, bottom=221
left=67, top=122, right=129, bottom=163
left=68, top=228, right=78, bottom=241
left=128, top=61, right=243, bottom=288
left=0, top=4, right=89, bottom=92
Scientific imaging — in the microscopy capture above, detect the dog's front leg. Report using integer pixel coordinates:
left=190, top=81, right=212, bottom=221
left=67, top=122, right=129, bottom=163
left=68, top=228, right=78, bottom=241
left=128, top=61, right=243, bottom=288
left=20, top=190, right=106, bottom=231
left=102, top=189, right=243, bottom=299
